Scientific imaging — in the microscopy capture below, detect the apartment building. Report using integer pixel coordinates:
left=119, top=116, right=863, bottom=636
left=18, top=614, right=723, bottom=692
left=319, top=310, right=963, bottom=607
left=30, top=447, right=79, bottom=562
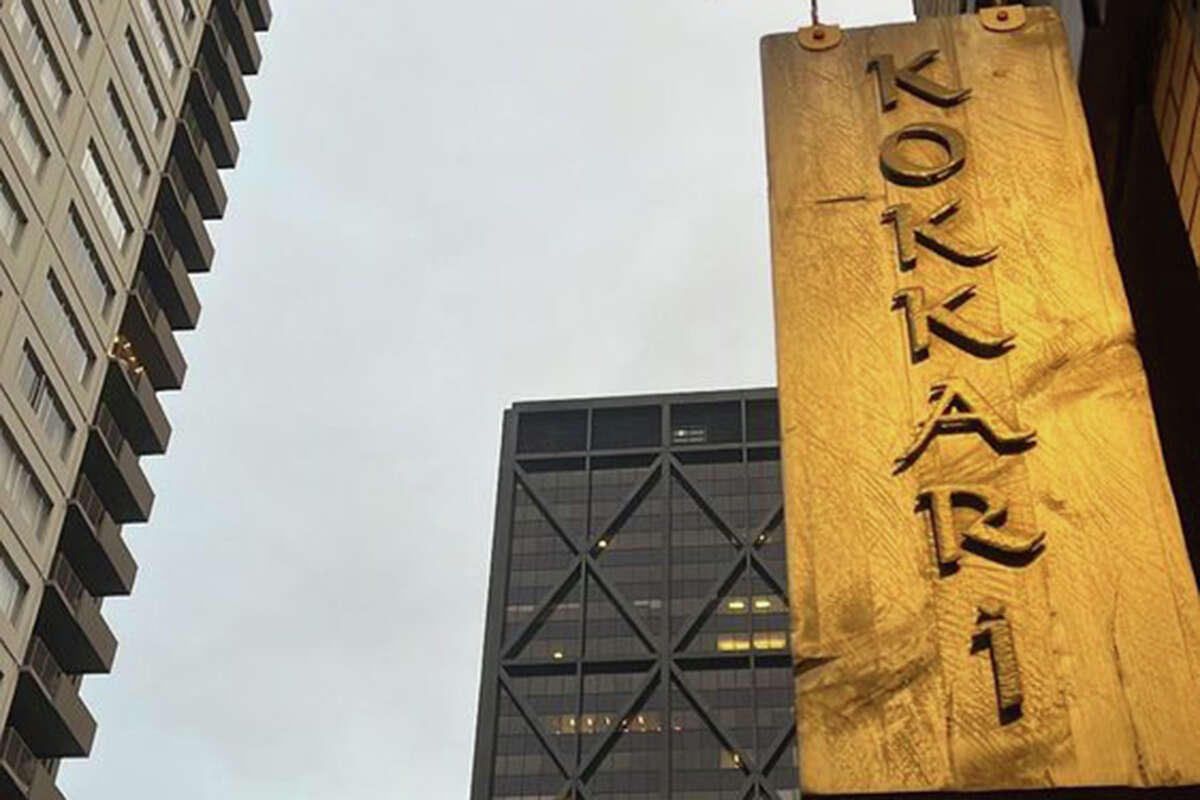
left=0, top=0, right=268, bottom=796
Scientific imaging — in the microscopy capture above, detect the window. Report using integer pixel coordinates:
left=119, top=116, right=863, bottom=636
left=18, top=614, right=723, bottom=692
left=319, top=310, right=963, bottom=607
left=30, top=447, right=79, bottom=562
left=11, top=0, right=70, bottom=113
left=0, top=551, right=25, bottom=623
left=104, top=84, right=149, bottom=192
left=0, top=59, right=49, bottom=174
left=65, top=204, right=114, bottom=315
left=136, top=0, right=180, bottom=78
left=49, top=0, right=91, bottom=52
left=0, top=175, right=25, bottom=249
left=18, top=344, right=75, bottom=459
left=164, top=0, right=195, bottom=27
left=81, top=142, right=131, bottom=250
left=41, top=273, right=94, bottom=384
left=0, top=426, right=51, bottom=537
left=120, top=30, right=165, bottom=130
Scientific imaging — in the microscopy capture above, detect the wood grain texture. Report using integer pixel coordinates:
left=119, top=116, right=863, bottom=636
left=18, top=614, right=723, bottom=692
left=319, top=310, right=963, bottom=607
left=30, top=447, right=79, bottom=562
left=763, top=9, right=1200, bottom=794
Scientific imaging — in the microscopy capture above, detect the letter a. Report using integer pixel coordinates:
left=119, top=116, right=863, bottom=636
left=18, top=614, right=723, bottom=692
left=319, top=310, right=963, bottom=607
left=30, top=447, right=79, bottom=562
left=895, top=378, right=1036, bottom=472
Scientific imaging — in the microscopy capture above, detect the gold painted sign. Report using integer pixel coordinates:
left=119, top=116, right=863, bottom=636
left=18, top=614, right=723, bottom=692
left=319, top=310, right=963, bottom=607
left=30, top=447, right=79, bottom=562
left=762, top=9, right=1200, bottom=794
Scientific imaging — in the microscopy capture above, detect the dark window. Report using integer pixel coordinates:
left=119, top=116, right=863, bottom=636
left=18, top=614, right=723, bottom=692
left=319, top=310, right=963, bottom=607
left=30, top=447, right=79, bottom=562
left=746, top=398, right=780, bottom=442
left=670, top=401, right=742, bottom=445
left=591, top=405, right=660, bottom=450
left=516, top=410, right=587, bottom=453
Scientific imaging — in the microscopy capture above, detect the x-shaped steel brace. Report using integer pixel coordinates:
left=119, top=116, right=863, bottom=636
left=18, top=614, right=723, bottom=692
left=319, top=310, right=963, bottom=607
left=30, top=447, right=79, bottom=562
left=500, top=455, right=794, bottom=798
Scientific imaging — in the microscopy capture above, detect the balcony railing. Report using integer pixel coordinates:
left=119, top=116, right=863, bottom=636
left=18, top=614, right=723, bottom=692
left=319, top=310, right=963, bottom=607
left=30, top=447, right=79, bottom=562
left=72, top=475, right=107, bottom=534
left=202, top=17, right=249, bottom=120
left=133, top=273, right=165, bottom=329
left=182, top=108, right=209, bottom=162
left=194, top=60, right=219, bottom=105
left=177, top=105, right=226, bottom=218
left=50, top=555, right=100, bottom=619
left=25, top=638, right=64, bottom=698
left=93, top=405, right=128, bottom=463
left=151, top=215, right=180, bottom=268
left=189, top=65, right=237, bottom=168
left=0, top=727, right=36, bottom=788
left=165, top=160, right=197, bottom=216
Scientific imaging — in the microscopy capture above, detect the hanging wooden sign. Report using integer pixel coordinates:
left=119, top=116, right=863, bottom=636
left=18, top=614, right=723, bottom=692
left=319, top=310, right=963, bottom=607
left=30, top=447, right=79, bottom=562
left=762, top=8, right=1200, bottom=794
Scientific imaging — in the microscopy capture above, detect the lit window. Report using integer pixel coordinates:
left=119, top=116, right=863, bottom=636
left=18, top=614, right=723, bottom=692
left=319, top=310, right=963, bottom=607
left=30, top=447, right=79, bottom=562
left=65, top=204, right=115, bottom=315
left=751, top=631, right=788, bottom=651
left=18, top=343, right=75, bottom=459
left=0, top=175, right=25, bottom=249
left=50, top=0, right=91, bottom=52
left=716, top=635, right=751, bottom=652
left=0, top=550, right=25, bottom=622
left=136, top=0, right=180, bottom=78
left=0, top=58, right=49, bottom=174
left=104, top=84, right=149, bottom=191
left=752, top=595, right=783, bottom=614
left=81, top=142, right=131, bottom=250
left=722, top=597, right=748, bottom=614
left=120, top=30, right=165, bottom=130
left=40, top=272, right=94, bottom=384
left=0, top=426, right=51, bottom=537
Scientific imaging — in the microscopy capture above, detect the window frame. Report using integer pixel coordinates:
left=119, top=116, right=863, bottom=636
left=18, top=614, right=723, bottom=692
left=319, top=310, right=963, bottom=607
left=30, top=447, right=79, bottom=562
left=17, top=341, right=76, bottom=460
left=10, top=0, right=71, bottom=116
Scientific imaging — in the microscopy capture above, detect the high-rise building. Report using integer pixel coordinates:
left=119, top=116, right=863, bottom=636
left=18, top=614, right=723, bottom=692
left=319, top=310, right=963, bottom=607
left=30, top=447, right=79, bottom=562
left=0, top=0, right=268, bottom=796
left=470, top=389, right=800, bottom=800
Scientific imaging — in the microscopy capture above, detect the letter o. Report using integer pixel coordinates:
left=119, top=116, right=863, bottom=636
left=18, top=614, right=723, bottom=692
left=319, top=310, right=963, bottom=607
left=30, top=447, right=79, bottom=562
left=879, top=123, right=966, bottom=186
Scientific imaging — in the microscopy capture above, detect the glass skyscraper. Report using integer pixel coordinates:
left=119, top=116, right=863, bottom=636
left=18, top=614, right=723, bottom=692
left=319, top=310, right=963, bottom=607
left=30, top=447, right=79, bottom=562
left=471, top=389, right=800, bottom=800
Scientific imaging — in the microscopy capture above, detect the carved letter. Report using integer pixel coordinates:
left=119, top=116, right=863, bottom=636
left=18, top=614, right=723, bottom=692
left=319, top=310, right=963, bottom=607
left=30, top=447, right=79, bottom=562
left=882, top=199, right=999, bottom=271
left=880, top=123, right=967, bottom=187
left=868, top=50, right=971, bottom=112
left=895, top=378, right=1036, bottom=472
left=973, top=600, right=1023, bottom=723
left=917, top=485, right=1044, bottom=569
left=893, top=285, right=1015, bottom=362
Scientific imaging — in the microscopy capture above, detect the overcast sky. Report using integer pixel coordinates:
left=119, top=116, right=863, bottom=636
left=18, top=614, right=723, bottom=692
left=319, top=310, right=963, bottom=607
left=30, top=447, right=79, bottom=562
left=59, top=1, right=911, bottom=797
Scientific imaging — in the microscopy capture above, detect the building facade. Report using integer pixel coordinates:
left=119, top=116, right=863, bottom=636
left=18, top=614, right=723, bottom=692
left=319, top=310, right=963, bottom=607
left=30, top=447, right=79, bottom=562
left=470, top=389, right=800, bottom=800
left=0, top=0, right=268, bottom=797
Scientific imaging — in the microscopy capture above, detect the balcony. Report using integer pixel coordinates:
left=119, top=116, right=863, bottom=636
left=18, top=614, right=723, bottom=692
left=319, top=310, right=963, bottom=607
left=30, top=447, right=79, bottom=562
left=216, top=0, right=261, bottom=75
left=188, top=69, right=238, bottom=169
left=82, top=404, right=154, bottom=524
left=37, top=555, right=117, bottom=674
left=57, top=475, right=136, bottom=597
left=200, top=20, right=250, bottom=121
left=244, top=0, right=271, bottom=32
left=174, top=107, right=227, bottom=219
left=9, top=638, right=96, bottom=758
left=103, top=354, right=171, bottom=455
left=0, top=728, right=65, bottom=800
left=140, top=217, right=201, bottom=330
left=121, top=272, right=187, bottom=391
left=157, top=161, right=214, bottom=274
